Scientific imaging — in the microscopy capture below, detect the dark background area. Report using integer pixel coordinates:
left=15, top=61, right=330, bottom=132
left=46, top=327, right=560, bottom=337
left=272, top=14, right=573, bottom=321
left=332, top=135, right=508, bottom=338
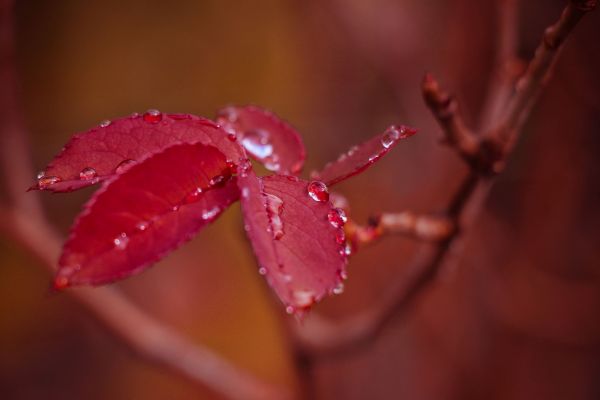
left=1, top=0, right=599, bottom=398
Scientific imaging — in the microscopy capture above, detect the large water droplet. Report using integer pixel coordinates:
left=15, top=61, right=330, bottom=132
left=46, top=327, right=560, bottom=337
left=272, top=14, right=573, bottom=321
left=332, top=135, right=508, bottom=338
left=241, top=129, right=273, bottom=159
left=327, top=208, right=347, bottom=228
left=143, top=109, right=162, bottom=123
left=113, top=232, right=129, bottom=250
left=381, top=126, right=400, bottom=148
left=292, top=290, right=315, bottom=308
left=307, top=181, right=329, bottom=202
left=115, top=159, right=136, bottom=174
left=38, top=175, right=61, bottom=189
left=99, top=120, right=111, bottom=128
left=79, top=167, right=97, bottom=180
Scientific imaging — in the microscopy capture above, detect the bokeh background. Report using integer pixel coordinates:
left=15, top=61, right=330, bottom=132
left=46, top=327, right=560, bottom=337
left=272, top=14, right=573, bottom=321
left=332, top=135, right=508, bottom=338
left=2, top=0, right=600, bottom=399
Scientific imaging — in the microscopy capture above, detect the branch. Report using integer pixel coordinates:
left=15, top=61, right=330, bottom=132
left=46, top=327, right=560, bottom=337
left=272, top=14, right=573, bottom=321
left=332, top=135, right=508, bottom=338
left=479, top=0, right=522, bottom=130
left=422, top=74, right=481, bottom=167
left=489, top=0, right=598, bottom=163
left=293, top=0, right=596, bottom=359
left=0, top=2, right=289, bottom=399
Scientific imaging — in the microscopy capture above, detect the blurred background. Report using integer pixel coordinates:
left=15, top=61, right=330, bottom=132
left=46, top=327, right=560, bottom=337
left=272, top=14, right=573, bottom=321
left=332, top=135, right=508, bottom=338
left=1, top=0, right=600, bottom=399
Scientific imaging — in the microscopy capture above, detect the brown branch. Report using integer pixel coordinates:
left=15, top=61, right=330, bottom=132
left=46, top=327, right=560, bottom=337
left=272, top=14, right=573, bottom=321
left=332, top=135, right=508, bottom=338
left=479, top=0, right=522, bottom=130
left=0, top=2, right=289, bottom=399
left=488, top=0, right=598, bottom=166
left=292, top=0, right=596, bottom=359
left=422, top=73, right=481, bottom=167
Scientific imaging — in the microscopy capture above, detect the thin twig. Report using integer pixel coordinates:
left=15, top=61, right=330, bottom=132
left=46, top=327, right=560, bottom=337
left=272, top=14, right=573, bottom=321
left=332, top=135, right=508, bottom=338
left=293, top=0, right=596, bottom=359
left=0, top=2, right=289, bottom=399
left=479, top=0, right=522, bottom=130
left=422, top=73, right=481, bottom=167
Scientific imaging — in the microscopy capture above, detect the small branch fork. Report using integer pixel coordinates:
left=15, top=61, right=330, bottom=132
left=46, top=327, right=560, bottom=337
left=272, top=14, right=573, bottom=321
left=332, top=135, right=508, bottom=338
left=0, top=2, right=289, bottom=400
left=290, top=0, right=597, bottom=361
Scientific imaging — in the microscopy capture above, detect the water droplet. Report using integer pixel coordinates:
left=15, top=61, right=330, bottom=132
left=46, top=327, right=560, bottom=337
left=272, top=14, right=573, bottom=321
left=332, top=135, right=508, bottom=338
left=172, top=205, right=180, bottom=212
left=136, top=221, right=149, bottom=231
left=36, top=171, right=45, bottom=179
left=307, top=181, right=329, bottom=202
left=241, top=187, right=250, bottom=199
left=227, top=133, right=237, bottom=142
left=130, top=112, right=140, bottom=118
left=113, top=232, right=129, bottom=250
left=292, top=290, right=315, bottom=308
left=344, top=242, right=352, bottom=256
left=79, top=167, right=97, bottom=180
left=265, top=193, right=284, bottom=240
left=332, top=283, right=345, bottom=295
left=184, top=187, right=203, bottom=203
left=53, top=276, right=70, bottom=290
left=226, top=160, right=237, bottom=174
left=202, top=206, right=220, bottom=220
left=263, top=154, right=280, bottom=172
left=285, top=305, right=295, bottom=315
left=238, top=159, right=252, bottom=176
left=217, top=107, right=238, bottom=123
left=327, top=208, right=347, bottom=228
left=282, top=274, right=292, bottom=283
left=338, top=269, right=348, bottom=280
left=143, top=109, right=162, bottom=123
left=335, top=230, right=346, bottom=245
left=347, top=146, right=359, bottom=157
left=381, top=126, right=400, bottom=148
left=209, top=174, right=229, bottom=187
left=258, top=267, right=267, bottom=275
left=286, top=175, right=299, bottom=182
left=115, top=159, right=136, bottom=174
left=38, top=175, right=61, bottom=189
left=241, top=129, right=273, bottom=159
left=99, top=119, right=111, bottom=128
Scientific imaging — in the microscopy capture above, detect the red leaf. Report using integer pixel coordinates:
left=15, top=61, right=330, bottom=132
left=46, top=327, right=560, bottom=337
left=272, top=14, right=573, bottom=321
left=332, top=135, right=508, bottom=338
left=33, top=111, right=246, bottom=192
left=55, top=143, right=239, bottom=287
left=215, top=105, right=306, bottom=175
left=312, top=125, right=416, bottom=186
left=238, top=169, right=347, bottom=314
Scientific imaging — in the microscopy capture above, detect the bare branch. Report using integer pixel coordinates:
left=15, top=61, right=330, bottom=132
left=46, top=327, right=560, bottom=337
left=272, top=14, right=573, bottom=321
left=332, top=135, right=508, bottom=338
left=293, top=0, right=596, bottom=360
left=479, top=0, right=522, bottom=130
left=422, top=73, right=480, bottom=167
left=490, top=0, right=597, bottom=162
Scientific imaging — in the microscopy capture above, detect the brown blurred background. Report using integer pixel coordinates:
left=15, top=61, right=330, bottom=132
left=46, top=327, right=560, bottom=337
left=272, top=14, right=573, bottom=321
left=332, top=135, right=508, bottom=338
left=2, top=0, right=600, bottom=399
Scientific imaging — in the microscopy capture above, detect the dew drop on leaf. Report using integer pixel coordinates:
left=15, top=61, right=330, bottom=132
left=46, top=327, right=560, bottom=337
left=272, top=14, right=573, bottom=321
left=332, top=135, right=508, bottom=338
left=381, top=126, right=401, bottom=148
left=335, top=230, right=346, bottom=245
left=135, top=221, right=149, bottom=231
left=332, top=282, right=345, bottom=295
left=241, top=129, right=273, bottom=159
left=79, top=167, right=97, bottom=180
left=113, top=232, right=129, bottom=250
left=36, top=171, right=45, bottom=179
left=258, top=267, right=267, bottom=275
left=143, top=109, right=162, bottom=123
left=115, top=159, right=136, bottom=174
left=264, top=193, right=284, bottom=240
left=292, top=290, right=315, bottom=308
left=99, top=120, right=111, bottom=128
left=38, top=175, right=61, bottom=189
left=307, top=181, right=329, bottom=202
left=201, top=206, right=220, bottom=220
left=327, top=208, right=347, bottom=228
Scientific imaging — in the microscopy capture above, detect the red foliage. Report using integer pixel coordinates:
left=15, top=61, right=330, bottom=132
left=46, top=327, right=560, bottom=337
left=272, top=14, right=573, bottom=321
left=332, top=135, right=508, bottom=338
left=216, top=105, right=306, bottom=175
left=313, top=125, right=416, bottom=186
left=36, top=107, right=416, bottom=312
